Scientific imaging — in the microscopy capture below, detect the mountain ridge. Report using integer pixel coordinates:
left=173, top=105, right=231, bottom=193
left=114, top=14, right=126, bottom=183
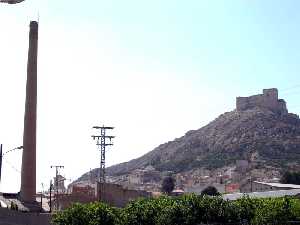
left=76, top=88, right=300, bottom=184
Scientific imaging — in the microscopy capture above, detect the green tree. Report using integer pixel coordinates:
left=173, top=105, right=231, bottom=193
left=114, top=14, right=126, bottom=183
left=52, top=202, right=119, bottom=225
left=281, top=171, right=300, bottom=185
left=201, top=186, right=220, bottom=196
left=51, top=194, right=300, bottom=225
left=161, top=176, right=175, bottom=195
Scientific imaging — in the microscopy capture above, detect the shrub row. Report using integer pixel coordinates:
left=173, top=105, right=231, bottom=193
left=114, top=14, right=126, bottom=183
left=52, top=194, right=300, bottom=225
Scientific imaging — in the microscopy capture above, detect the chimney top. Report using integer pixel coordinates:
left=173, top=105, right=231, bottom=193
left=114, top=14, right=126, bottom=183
left=30, top=21, right=38, bottom=29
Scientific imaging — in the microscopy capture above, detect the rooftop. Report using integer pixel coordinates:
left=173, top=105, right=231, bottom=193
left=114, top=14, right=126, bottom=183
left=254, top=181, right=300, bottom=189
left=224, top=189, right=300, bottom=201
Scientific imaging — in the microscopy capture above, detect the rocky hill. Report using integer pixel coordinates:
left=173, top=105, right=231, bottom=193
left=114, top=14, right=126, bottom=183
left=77, top=89, right=300, bottom=183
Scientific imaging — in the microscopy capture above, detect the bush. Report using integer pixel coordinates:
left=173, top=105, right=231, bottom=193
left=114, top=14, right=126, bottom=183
left=251, top=197, right=294, bottom=225
left=52, top=195, right=300, bottom=225
left=235, top=195, right=257, bottom=223
left=121, top=197, right=163, bottom=225
left=52, top=202, right=119, bottom=225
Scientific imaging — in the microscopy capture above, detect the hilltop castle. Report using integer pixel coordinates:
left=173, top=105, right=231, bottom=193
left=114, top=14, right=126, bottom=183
left=236, top=88, right=288, bottom=115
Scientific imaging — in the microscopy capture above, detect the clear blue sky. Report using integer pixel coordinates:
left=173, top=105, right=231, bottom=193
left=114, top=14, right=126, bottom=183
left=45, top=0, right=300, bottom=103
left=1, top=0, right=300, bottom=192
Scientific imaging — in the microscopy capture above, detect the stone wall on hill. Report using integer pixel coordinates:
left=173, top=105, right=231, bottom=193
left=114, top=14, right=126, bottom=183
left=236, top=88, right=287, bottom=115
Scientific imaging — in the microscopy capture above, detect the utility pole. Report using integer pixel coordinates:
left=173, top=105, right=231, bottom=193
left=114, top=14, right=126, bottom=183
left=50, top=165, right=64, bottom=211
left=49, top=180, right=53, bottom=213
left=40, top=182, right=44, bottom=212
left=0, top=144, right=2, bottom=182
left=91, top=125, right=114, bottom=201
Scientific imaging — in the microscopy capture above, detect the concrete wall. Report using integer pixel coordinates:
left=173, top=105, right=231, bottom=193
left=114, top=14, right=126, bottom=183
left=57, top=193, right=97, bottom=210
left=0, top=208, right=51, bottom=225
left=98, top=183, right=151, bottom=207
left=57, top=182, right=151, bottom=209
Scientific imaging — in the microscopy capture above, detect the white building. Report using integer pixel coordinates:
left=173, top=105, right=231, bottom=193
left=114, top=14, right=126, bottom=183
left=240, top=181, right=300, bottom=193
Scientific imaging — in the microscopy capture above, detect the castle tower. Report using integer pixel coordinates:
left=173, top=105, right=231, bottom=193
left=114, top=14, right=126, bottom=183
left=236, top=88, right=288, bottom=115
left=20, top=21, right=38, bottom=203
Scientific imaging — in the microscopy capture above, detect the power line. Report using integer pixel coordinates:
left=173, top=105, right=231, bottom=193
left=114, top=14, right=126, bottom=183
left=280, top=85, right=300, bottom=93
left=3, top=159, right=21, bottom=174
left=3, top=146, right=23, bottom=156
left=282, top=91, right=300, bottom=96
left=287, top=105, right=300, bottom=109
left=0, top=144, right=23, bottom=182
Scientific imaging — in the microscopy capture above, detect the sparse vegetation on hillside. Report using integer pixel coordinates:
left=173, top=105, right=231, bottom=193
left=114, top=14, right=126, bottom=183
left=104, top=108, right=300, bottom=175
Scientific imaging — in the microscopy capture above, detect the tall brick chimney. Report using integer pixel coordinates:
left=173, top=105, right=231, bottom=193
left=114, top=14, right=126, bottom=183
left=20, top=21, right=38, bottom=203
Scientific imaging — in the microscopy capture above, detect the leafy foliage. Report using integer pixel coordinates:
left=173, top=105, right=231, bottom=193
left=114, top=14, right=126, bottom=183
left=52, top=202, right=120, bottom=225
left=52, top=195, right=300, bottom=225
left=251, top=197, right=294, bottom=225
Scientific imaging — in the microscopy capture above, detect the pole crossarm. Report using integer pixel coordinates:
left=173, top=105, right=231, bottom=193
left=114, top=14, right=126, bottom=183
left=50, top=165, right=64, bottom=169
left=91, top=135, right=115, bottom=140
left=96, top=143, right=113, bottom=146
left=0, top=0, right=25, bottom=4
left=93, top=126, right=114, bottom=129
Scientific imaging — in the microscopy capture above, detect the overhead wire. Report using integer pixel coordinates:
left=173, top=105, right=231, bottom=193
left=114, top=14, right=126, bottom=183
left=282, top=91, right=300, bottom=97
left=3, top=159, right=21, bottom=174
left=2, top=146, right=23, bottom=156
left=288, top=105, right=300, bottom=109
left=277, top=85, right=300, bottom=111
left=280, top=85, right=300, bottom=94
